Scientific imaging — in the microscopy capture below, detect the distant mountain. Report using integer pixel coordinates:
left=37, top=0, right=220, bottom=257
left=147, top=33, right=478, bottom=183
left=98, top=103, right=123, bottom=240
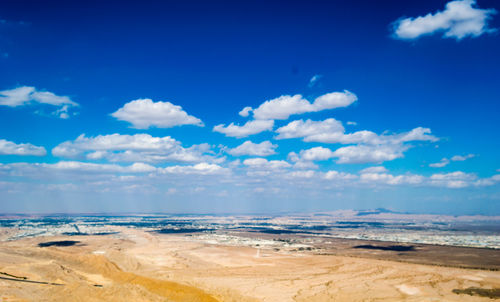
left=356, top=208, right=399, bottom=216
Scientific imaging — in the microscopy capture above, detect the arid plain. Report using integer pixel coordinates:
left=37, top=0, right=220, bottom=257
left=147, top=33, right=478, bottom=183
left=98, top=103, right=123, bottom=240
left=1, top=227, right=499, bottom=302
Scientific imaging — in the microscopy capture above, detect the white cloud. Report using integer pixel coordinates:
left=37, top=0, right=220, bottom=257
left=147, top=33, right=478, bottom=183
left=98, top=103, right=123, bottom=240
left=239, top=106, right=252, bottom=117
left=275, top=118, right=344, bottom=140
left=313, top=91, right=357, bottom=111
left=346, top=121, right=357, bottom=126
left=0, top=139, right=46, bottom=156
left=394, top=127, right=439, bottom=144
left=226, top=140, right=277, bottom=156
left=0, top=86, right=78, bottom=118
left=392, top=0, right=497, bottom=40
left=278, top=119, right=437, bottom=164
left=308, top=74, right=322, bottom=88
left=451, top=154, right=475, bottom=161
left=430, top=154, right=475, bottom=167
left=474, top=174, right=500, bottom=187
left=248, top=90, right=357, bottom=120
left=16, top=161, right=156, bottom=174
left=31, top=91, right=76, bottom=106
left=52, top=133, right=217, bottom=163
left=324, top=170, right=357, bottom=180
left=213, top=119, right=274, bottom=138
left=287, top=152, right=319, bottom=170
left=160, top=163, right=228, bottom=175
left=360, top=172, right=424, bottom=185
left=276, top=118, right=437, bottom=145
left=429, top=158, right=450, bottom=168
left=332, top=144, right=409, bottom=164
left=53, top=105, right=71, bottom=119
left=299, top=146, right=335, bottom=161
left=243, top=158, right=291, bottom=169
left=287, top=152, right=300, bottom=162
left=293, top=161, right=319, bottom=170
left=1, top=160, right=232, bottom=179
left=252, top=94, right=313, bottom=120
left=111, top=98, right=203, bottom=129
left=51, top=161, right=155, bottom=173
left=430, top=171, right=477, bottom=188
left=360, top=166, right=388, bottom=174
left=288, top=170, right=316, bottom=179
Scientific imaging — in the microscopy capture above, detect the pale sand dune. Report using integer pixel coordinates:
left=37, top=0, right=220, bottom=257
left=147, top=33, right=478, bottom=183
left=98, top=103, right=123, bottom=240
left=0, top=228, right=499, bottom=301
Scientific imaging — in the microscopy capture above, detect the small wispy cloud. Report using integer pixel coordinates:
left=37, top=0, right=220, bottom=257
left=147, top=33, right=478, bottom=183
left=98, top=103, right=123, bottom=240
left=429, top=154, right=475, bottom=168
left=429, top=158, right=450, bottom=168
left=308, top=74, right=323, bottom=88
left=451, top=154, right=475, bottom=161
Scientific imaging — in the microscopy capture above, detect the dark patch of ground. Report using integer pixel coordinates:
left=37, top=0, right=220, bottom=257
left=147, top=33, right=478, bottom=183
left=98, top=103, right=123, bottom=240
left=155, top=228, right=214, bottom=234
left=353, top=244, right=415, bottom=252
left=452, top=287, right=500, bottom=298
left=38, top=240, right=80, bottom=247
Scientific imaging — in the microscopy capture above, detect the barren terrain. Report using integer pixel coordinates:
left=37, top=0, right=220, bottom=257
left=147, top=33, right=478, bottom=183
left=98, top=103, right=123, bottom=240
left=1, top=227, right=499, bottom=301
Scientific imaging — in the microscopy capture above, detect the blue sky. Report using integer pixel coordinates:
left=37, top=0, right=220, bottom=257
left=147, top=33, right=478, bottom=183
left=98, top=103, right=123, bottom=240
left=0, top=0, right=499, bottom=214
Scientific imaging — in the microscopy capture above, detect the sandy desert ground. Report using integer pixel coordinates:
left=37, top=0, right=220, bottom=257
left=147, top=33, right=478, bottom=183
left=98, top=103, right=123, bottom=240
left=1, top=227, right=499, bottom=301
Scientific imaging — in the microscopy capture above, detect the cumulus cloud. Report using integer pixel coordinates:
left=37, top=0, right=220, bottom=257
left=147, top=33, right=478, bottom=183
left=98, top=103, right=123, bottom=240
left=430, top=171, right=478, bottom=188
left=451, top=154, right=475, bottom=161
left=0, top=161, right=228, bottom=181
left=1, top=161, right=157, bottom=175
left=324, top=170, right=357, bottom=181
left=52, top=133, right=217, bottom=163
left=226, top=140, right=277, bottom=156
left=299, top=146, right=335, bottom=161
left=287, top=147, right=335, bottom=167
left=359, top=166, right=388, bottom=174
left=280, top=121, right=438, bottom=164
left=48, top=161, right=157, bottom=173
left=111, top=98, right=203, bottom=129
left=392, top=0, right=497, bottom=40
left=213, top=119, right=274, bottom=138
left=245, top=90, right=356, bottom=120
left=287, top=152, right=319, bottom=170
left=287, top=170, right=316, bottom=179
left=429, top=158, right=450, bottom=168
left=0, top=86, right=78, bottom=118
left=292, top=161, right=319, bottom=170
left=332, top=144, right=409, bottom=164
left=251, top=94, right=313, bottom=120
left=275, top=118, right=344, bottom=140
left=276, top=118, right=437, bottom=145
left=360, top=172, right=424, bottom=185
left=277, top=118, right=438, bottom=164
left=430, top=154, right=475, bottom=167
left=160, top=163, right=228, bottom=175
left=243, top=158, right=291, bottom=169
left=1, top=159, right=498, bottom=198
left=239, top=106, right=252, bottom=117
left=0, top=139, right=46, bottom=156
